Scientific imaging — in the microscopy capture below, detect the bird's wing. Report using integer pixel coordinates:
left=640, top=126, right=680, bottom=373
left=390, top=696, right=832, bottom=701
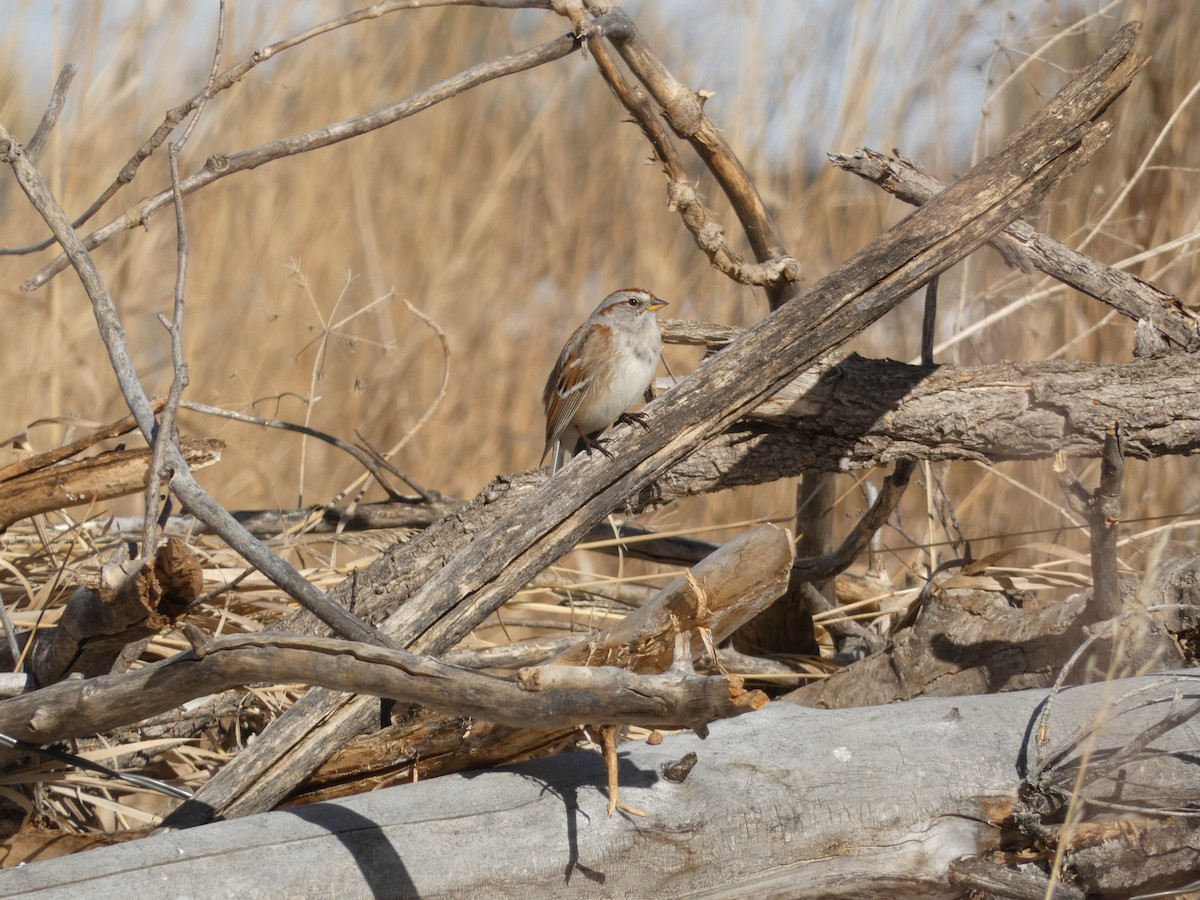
left=541, top=331, right=595, bottom=461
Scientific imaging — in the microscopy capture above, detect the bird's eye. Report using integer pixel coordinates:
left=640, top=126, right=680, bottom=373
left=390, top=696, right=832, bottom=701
left=627, top=298, right=639, bottom=307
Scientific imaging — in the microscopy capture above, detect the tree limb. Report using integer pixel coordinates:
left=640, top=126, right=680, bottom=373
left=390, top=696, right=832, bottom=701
left=0, top=628, right=762, bottom=749
left=830, top=146, right=1200, bottom=350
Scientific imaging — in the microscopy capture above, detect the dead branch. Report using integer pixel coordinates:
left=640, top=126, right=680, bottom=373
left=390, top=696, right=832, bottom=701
left=1054, top=426, right=1127, bottom=621
left=583, top=21, right=797, bottom=288
left=0, top=438, right=223, bottom=531
left=92, top=348, right=1200, bottom=544
left=0, top=398, right=168, bottom=484
left=160, top=521, right=792, bottom=826
left=1, top=124, right=397, bottom=648
left=0, top=629, right=762, bottom=754
left=19, top=11, right=627, bottom=291
left=587, top=4, right=801, bottom=308
left=550, top=523, right=794, bottom=672
left=830, top=146, right=1200, bottom=350
left=25, top=64, right=77, bottom=163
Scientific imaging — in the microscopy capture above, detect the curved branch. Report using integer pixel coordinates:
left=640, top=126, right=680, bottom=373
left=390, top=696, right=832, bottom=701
left=0, top=629, right=763, bottom=749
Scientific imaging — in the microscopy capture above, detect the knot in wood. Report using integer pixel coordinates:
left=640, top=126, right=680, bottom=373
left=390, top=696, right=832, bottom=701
left=663, top=88, right=704, bottom=137
left=0, top=137, right=22, bottom=163
left=697, top=223, right=724, bottom=250
left=667, top=179, right=696, bottom=209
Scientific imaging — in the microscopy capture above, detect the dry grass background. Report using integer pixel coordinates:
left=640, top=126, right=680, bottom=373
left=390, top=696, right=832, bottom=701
left=2, top=0, right=1200, bottom=601
left=0, top=0, right=1199, bottom=838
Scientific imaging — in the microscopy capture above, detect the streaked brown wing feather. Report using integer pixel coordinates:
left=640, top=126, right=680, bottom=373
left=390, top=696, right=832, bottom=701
left=543, top=344, right=589, bottom=460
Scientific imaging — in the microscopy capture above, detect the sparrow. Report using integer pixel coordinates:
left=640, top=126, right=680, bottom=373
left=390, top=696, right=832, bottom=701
left=542, top=288, right=668, bottom=473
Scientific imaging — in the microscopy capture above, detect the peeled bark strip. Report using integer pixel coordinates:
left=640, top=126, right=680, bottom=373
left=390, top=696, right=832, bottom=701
left=5, top=674, right=1197, bottom=899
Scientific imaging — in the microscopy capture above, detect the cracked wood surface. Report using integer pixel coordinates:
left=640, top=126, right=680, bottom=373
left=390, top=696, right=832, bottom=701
left=6, top=674, right=1197, bottom=899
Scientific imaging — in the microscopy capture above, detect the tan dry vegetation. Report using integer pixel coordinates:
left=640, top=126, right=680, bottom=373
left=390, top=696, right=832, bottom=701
left=0, top=0, right=1199, bottom=843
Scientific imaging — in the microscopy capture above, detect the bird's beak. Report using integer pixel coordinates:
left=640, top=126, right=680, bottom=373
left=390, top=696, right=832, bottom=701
left=648, top=297, right=669, bottom=312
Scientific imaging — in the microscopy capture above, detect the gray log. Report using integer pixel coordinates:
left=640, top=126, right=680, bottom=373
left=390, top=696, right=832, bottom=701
left=3, top=674, right=1196, bottom=899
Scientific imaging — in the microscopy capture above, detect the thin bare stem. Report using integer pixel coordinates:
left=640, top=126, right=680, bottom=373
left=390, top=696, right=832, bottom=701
left=20, top=13, right=624, bottom=290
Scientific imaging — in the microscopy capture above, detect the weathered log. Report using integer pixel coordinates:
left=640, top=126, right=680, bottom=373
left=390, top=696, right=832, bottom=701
left=4, top=674, right=1196, bottom=899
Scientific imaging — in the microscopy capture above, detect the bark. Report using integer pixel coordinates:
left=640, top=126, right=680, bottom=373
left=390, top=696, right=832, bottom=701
left=4, top=674, right=1196, bottom=899
left=786, top=584, right=1183, bottom=710
left=21, top=537, right=202, bottom=687
left=0, top=437, right=222, bottom=531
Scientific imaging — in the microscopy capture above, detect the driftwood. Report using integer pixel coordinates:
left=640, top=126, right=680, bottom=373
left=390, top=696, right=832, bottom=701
left=4, top=674, right=1197, bottom=898
left=158, top=523, right=793, bottom=826
left=288, top=558, right=1193, bottom=806
left=145, top=23, right=1148, bottom=829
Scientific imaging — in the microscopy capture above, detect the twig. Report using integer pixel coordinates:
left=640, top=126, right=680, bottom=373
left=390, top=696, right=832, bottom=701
left=20, top=12, right=627, bottom=291
left=1, top=1, right=553, bottom=256
left=0, top=731, right=192, bottom=800
left=353, top=434, right=433, bottom=502
left=142, top=4, right=225, bottom=555
left=830, top=147, right=1200, bottom=350
left=584, top=30, right=795, bottom=287
left=921, top=275, right=938, bottom=366
left=585, top=4, right=802, bottom=310
left=181, top=400, right=408, bottom=500
left=1053, top=424, right=1126, bottom=620
left=1029, top=605, right=1195, bottom=776
left=25, top=64, right=78, bottom=162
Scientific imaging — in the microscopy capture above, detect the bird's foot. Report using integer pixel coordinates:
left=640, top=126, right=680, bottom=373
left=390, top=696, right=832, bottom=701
left=574, top=429, right=615, bottom=459
left=616, top=411, right=650, bottom=431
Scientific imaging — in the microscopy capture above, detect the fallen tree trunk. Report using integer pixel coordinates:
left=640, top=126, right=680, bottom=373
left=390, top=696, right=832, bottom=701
left=103, top=350, right=1200, bottom=544
left=4, top=674, right=1196, bottom=898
